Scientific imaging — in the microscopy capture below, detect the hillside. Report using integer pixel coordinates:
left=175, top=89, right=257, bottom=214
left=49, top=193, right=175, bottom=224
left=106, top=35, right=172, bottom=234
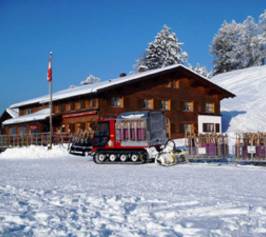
left=212, top=65, right=266, bottom=133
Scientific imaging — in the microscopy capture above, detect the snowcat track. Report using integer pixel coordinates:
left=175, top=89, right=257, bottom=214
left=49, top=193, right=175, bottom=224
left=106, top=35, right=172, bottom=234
left=93, top=149, right=148, bottom=165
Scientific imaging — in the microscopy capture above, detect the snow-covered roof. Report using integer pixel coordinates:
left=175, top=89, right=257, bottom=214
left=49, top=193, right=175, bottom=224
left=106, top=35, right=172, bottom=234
left=9, top=64, right=235, bottom=109
left=3, top=108, right=50, bottom=125
left=6, top=108, right=19, bottom=118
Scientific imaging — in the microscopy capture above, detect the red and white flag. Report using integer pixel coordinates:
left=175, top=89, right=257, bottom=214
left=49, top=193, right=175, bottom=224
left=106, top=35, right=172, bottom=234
left=47, top=52, right=52, bottom=82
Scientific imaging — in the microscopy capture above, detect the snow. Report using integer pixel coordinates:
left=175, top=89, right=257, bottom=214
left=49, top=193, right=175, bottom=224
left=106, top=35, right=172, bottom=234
left=121, top=113, right=145, bottom=119
left=212, top=65, right=266, bottom=133
left=3, top=108, right=50, bottom=125
left=6, top=108, right=18, bottom=118
left=0, top=145, right=72, bottom=159
left=9, top=64, right=233, bottom=109
left=0, top=150, right=266, bottom=236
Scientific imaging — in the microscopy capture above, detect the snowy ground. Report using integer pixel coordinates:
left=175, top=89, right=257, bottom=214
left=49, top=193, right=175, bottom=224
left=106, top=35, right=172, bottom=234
left=1, top=151, right=266, bottom=237
left=212, top=65, right=266, bottom=133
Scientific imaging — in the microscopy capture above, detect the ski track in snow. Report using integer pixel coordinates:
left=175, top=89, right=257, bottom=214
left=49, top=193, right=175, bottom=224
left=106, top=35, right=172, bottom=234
left=1, top=157, right=266, bottom=236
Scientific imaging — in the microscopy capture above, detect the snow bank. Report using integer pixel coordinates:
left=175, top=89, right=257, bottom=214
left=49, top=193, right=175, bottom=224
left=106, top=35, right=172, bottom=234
left=212, top=65, right=266, bottom=133
left=0, top=145, right=72, bottom=159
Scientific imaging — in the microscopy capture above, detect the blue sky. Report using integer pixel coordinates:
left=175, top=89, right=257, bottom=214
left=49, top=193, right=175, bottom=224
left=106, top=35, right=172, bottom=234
left=0, top=0, right=265, bottom=112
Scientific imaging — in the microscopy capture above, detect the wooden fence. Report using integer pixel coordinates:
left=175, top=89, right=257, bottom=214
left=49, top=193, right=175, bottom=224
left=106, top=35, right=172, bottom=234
left=234, top=133, right=266, bottom=161
left=185, top=134, right=229, bottom=159
left=0, top=133, right=72, bottom=149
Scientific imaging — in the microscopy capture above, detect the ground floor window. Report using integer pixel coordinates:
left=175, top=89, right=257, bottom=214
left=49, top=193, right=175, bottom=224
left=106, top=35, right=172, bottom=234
left=203, top=123, right=220, bottom=133
left=19, top=126, right=27, bottom=136
left=10, top=127, right=17, bottom=136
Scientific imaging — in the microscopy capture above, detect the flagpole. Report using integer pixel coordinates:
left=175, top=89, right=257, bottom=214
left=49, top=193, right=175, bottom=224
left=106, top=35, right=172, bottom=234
left=48, top=52, right=53, bottom=149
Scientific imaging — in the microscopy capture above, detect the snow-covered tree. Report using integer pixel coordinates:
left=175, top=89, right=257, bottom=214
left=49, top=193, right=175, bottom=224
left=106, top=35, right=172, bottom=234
left=135, top=25, right=188, bottom=72
left=211, top=15, right=265, bottom=75
left=192, top=63, right=210, bottom=78
left=211, top=21, right=246, bottom=75
left=80, top=75, right=101, bottom=85
left=258, top=10, right=266, bottom=64
left=242, top=16, right=263, bottom=67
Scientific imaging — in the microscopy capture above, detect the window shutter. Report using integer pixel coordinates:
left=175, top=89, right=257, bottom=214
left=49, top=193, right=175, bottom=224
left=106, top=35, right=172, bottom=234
left=215, top=123, right=220, bottom=133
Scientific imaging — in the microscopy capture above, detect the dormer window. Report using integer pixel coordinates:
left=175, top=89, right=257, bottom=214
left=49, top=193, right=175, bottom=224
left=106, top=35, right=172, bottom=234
left=26, top=108, right=32, bottom=114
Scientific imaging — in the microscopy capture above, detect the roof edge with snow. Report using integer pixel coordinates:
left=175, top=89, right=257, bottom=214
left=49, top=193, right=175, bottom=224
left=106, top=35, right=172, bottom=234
left=9, top=64, right=235, bottom=109
left=3, top=108, right=50, bottom=126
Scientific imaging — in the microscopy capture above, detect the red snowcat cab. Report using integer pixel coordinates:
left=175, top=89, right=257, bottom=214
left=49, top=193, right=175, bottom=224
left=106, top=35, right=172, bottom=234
left=91, top=111, right=168, bottom=164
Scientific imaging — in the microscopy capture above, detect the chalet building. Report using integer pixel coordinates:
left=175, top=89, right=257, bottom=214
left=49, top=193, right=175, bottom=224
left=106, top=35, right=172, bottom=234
left=0, top=108, right=18, bottom=134
left=0, top=64, right=235, bottom=139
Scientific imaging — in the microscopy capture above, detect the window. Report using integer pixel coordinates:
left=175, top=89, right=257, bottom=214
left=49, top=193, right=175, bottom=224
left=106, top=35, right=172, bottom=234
left=59, top=104, right=64, bottom=113
left=160, top=99, right=171, bottom=111
left=143, top=99, right=154, bottom=109
left=19, top=126, right=27, bottom=136
left=10, top=127, right=16, bottom=136
left=25, top=108, right=32, bottom=114
left=216, top=123, right=220, bottom=133
left=183, top=101, right=194, bottom=112
left=91, top=99, right=98, bottom=108
left=166, top=80, right=179, bottom=89
left=65, top=103, right=71, bottom=112
left=116, top=120, right=146, bottom=141
left=75, top=101, right=81, bottom=110
left=166, top=81, right=172, bottom=88
left=182, top=123, right=194, bottom=135
left=54, top=105, right=59, bottom=113
left=111, top=97, right=124, bottom=108
left=203, top=123, right=220, bottom=133
left=80, top=100, right=85, bottom=109
left=173, top=80, right=180, bottom=89
left=70, top=103, right=75, bottom=111
left=205, top=102, right=215, bottom=113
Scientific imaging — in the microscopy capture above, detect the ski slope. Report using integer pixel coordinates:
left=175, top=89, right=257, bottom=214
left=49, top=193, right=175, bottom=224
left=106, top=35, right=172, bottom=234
left=212, top=65, right=266, bottom=133
left=0, top=154, right=266, bottom=236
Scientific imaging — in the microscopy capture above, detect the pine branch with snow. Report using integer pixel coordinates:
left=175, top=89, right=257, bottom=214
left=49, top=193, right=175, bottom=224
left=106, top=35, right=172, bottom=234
left=191, top=63, right=211, bottom=78
left=135, top=25, right=188, bottom=72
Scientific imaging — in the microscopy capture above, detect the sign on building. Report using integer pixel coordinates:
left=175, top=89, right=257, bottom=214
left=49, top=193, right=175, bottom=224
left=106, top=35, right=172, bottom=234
left=247, top=146, right=256, bottom=154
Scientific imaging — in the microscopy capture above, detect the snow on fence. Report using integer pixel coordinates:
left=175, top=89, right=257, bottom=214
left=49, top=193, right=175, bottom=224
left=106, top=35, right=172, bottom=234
left=234, top=133, right=266, bottom=161
left=0, top=133, right=72, bottom=149
left=185, top=134, right=229, bottom=159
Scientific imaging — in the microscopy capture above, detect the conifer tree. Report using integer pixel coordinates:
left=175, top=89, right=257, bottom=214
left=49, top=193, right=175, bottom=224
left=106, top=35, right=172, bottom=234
left=136, top=25, right=188, bottom=72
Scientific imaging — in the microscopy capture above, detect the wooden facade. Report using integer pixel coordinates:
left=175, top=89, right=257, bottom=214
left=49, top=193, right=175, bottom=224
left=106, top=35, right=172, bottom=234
left=1, top=66, right=235, bottom=139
